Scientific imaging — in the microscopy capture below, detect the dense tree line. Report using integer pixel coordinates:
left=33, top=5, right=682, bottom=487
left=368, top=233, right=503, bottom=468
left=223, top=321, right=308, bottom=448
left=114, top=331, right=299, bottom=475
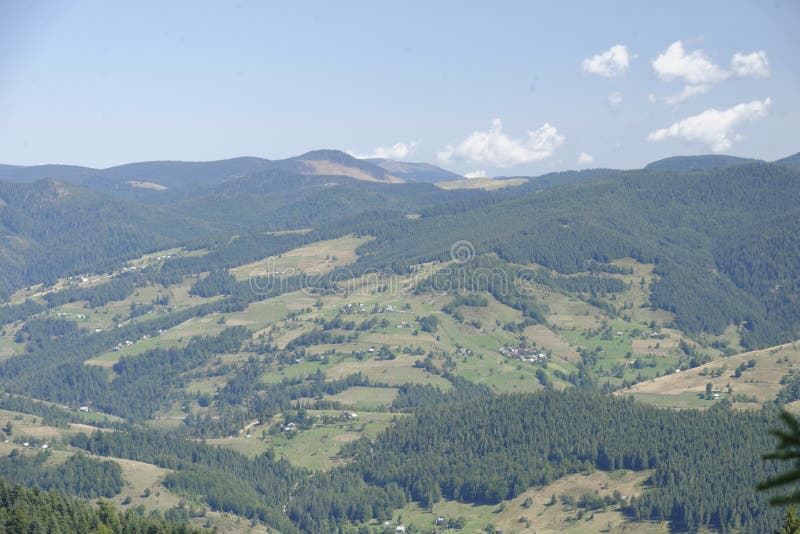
left=285, top=328, right=357, bottom=349
left=286, top=469, right=405, bottom=532
left=0, top=476, right=203, bottom=533
left=0, top=451, right=124, bottom=498
left=0, top=178, right=209, bottom=299
left=552, top=273, right=625, bottom=294
left=390, top=373, right=491, bottom=411
left=98, top=326, right=251, bottom=420
left=0, top=272, right=145, bottom=327
left=716, top=210, right=800, bottom=347
left=44, top=272, right=144, bottom=308
left=62, top=389, right=786, bottom=533
left=163, top=466, right=285, bottom=527
left=188, top=270, right=239, bottom=298
left=0, top=299, right=47, bottom=326
left=775, top=370, right=800, bottom=406
left=343, top=390, right=783, bottom=532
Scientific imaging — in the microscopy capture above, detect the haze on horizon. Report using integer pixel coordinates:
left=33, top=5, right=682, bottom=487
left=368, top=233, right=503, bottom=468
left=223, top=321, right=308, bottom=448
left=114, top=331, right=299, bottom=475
left=1, top=0, right=798, bottom=176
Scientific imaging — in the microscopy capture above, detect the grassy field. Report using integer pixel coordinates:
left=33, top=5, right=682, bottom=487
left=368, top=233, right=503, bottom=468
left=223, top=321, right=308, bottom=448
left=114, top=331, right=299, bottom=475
left=230, top=234, right=370, bottom=281
left=436, top=177, right=529, bottom=190
left=208, top=410, right=402, bottom=472
left=389, top=469, right=664, bottom=534
left=220, top=256, right=702, bottom=396
left=108, top=457, right=181, bottom=511
left=621, top=340, right=800, bottom=408
left=86, top=314, right=230, bottom=367
left=0, top=409, right=67, bottom=444
left=324, top=386, right=399, bottom=409
left=87, top=293, right=286, bottom=368
left=0, top=331, right=24, bottom=360
left=324, top=355, right=451, bottom=389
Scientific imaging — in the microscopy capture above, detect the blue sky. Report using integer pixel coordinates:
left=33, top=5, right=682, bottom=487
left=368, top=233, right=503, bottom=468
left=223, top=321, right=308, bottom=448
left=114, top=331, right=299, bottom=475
left=1, top=0, right=797, bottom=175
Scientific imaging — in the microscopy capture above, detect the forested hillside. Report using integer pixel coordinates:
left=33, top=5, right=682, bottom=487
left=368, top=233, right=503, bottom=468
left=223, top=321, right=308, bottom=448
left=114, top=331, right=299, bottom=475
left=2, top=158, right=799, bottom=343
left=644, top=155, right=759, bottom=171
left=0, top=477, right=204, bottom=533
left=344, top=391, right=783, bottom=532
left=0, top=153, right=797, bottom=532
left=342, top=162, right=800, bottom=347
left=0, top=179, right=214, bottom=298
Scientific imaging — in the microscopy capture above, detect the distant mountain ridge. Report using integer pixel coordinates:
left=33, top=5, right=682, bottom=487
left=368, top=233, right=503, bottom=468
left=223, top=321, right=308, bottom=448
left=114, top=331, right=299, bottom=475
left=3, top=151, right=796, bottom=190
left=0, top=163, right=97, bottom=183
left=644, top=154, right=761, bottom=172
left=366, top=158, right=463, bottom=183
left=0, top=150, right=461, bottom=189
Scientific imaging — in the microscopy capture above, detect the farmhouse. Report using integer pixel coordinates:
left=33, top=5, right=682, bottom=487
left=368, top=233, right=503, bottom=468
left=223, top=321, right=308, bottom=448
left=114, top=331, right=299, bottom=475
left=500, top=345, right=548, bottom=363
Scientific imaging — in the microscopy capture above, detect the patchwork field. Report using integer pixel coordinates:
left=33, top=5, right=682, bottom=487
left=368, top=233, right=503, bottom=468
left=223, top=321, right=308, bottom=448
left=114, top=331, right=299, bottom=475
left=621, top=340, right=800, bottom=408
left=208, top=410, right=403, bottom=472
left=390, top=469, right=664, bottom=534
left=0, top=236, right=769, bottom=532
left=230, top=234, right=370, bottom=281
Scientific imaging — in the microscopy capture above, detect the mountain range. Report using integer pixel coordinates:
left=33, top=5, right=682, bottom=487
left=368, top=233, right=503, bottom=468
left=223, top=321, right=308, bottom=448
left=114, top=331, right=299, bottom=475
left=2, top=149, right=797, bottom=191
left=1, top=150, right=799, bottom=347
left=1, top=148, right=799, bottom=534
left=0, top=149, right=462, bottom=191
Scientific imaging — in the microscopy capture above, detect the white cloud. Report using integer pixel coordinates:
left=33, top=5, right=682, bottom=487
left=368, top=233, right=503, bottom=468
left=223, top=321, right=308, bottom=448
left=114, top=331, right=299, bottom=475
left=464, top=170, right=488, bottom=178
left=577, top=152, right=594, bottom=165
left=648, top=93, right=658, bottom=103
left=582, top=44, right=629, bottom=77
left=652, top=41, right=729, bottom=85
left=437, top=119, right=565, bottom=168
left=731, top=50, right=770, bottom=78
left=652, top=43, right=770, bottom=104
left=647, top=98, right=771, bottom=152
left=607, top=92, right=623, bottom=106
left=664, top=84, right=712, bottom=105
left=350, top=140, right=419, bottom=160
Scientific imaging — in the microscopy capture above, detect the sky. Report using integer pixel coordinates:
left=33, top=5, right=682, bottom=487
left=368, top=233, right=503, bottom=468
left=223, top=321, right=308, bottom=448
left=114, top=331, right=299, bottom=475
left=1, top=0, right=798, bottom=176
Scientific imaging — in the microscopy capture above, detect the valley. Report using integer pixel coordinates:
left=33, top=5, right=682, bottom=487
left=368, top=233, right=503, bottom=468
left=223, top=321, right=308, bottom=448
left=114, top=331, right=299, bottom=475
left=3, top=5, right=798, bottom=532
left=0, top=153, right=797, bottom=532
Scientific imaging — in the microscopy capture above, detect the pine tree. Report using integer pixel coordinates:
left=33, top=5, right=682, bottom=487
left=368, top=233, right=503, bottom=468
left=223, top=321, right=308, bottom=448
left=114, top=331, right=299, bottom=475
left=780, top=507, right=800, bottom=534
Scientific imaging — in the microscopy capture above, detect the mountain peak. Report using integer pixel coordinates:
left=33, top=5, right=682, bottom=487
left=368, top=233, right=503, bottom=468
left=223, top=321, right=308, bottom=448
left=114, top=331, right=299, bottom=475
left=287, top=149, right=404, bottom=183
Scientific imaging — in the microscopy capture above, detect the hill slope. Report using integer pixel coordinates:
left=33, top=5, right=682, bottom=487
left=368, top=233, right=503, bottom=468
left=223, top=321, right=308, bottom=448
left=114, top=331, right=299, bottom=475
left=644, top=154, right=760, bottom=172
left=344, top=162, right=800, bottom=347
left=366, top=158, right=463, bottom=183
left=773, top=152, right=800, bottom=170
left=0, top=179, right=212, bottom=297
left=1, top=155, right=798, bottom=348
left=0, top=163, right=97, bottom=183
